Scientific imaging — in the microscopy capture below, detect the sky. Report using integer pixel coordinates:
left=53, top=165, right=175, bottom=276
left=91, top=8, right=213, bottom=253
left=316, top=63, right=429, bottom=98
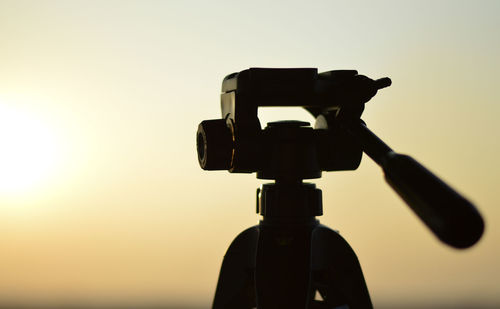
left=0, top=0, right=499, bottom=307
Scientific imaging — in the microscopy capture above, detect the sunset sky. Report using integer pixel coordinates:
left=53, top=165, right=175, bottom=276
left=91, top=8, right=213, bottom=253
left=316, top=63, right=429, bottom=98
left=0, top=0, right=499, bottom=307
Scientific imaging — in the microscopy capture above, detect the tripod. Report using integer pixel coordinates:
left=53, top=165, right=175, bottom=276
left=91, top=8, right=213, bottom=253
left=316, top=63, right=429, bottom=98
left=196, top=68, right=484, bottom=308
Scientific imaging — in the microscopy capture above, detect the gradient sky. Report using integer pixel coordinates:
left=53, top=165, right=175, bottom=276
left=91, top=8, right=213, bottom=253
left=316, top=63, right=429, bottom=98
left=0, top=0, right=499, bottom=306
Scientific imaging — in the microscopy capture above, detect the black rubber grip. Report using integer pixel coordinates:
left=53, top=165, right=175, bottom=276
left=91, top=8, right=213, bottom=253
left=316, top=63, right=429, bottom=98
left=382, top=152, right=484, bottom=248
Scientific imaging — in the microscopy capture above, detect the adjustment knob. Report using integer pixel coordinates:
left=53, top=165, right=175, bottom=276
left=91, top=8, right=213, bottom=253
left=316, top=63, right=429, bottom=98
left=197, top=119, right=233, bottom=170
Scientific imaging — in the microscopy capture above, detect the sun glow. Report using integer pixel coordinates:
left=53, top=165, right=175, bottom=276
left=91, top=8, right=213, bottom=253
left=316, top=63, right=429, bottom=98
left=0, top=103, right=61, bottom=195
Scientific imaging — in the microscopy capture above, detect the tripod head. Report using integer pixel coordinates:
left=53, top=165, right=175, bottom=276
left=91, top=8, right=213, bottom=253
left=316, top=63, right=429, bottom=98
left=197, top=68, right=484, bottom=249
left=197, top=68, right=389, bottom=178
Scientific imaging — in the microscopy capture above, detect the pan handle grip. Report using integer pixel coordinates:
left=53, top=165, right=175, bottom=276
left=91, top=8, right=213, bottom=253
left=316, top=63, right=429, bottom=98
left=345, top=121, right=484, bottom=248
left=382, top=152, right=484, bottom=248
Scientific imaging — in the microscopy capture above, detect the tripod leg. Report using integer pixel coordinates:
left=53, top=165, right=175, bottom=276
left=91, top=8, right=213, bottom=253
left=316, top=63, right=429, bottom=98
left=310, top=224, right=373, bottom=309
left=255, top=222, right=315, bottom=309
left=213, top=225, right=259, bottom=309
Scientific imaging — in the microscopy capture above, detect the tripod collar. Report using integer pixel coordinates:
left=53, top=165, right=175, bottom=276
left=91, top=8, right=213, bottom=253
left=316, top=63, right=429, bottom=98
left=257, top=182, right=323, bottom=218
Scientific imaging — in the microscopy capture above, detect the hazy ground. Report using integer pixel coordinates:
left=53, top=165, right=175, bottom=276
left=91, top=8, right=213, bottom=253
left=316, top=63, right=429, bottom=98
left=0, top=304, right=499, bottom=309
